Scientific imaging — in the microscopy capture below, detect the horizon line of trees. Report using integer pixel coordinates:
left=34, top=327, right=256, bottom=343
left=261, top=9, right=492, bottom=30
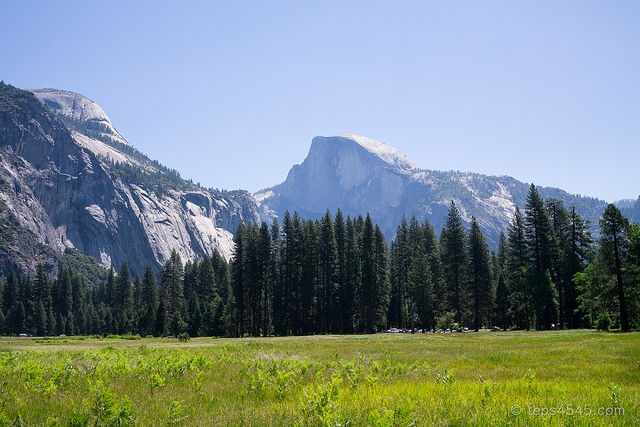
left=0, top=184, right=638, bottom=337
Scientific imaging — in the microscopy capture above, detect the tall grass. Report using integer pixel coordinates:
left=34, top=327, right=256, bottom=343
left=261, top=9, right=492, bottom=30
left=0, top=330, right=638, bottom=426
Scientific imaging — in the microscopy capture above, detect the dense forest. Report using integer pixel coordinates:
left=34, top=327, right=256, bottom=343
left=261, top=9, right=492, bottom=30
left=0, top=184, right=638, bottom=337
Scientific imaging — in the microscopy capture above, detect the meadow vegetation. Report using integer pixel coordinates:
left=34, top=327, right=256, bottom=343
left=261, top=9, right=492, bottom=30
left=0, top=330, right=638, bottom=426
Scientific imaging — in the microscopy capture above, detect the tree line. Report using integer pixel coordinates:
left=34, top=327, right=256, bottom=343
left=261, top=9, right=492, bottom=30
left=0, top=184, right=638, bottom=337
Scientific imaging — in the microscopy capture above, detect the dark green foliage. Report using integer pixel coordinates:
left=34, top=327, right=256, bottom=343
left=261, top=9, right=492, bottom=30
left=468, top=217, right=492, bottom=332
left=577, top=204, right=640, bottom=330
left=0, top=199, right=636, bottom=337
left=440, top=202, right=468, bottom=324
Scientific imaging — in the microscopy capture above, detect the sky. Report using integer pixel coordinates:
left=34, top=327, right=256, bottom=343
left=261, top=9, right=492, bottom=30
left=2, top=1, right=639, bottom=202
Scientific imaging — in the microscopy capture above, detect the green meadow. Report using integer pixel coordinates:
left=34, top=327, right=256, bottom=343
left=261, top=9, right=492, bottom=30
left=0, top=330, right=638, bottom=426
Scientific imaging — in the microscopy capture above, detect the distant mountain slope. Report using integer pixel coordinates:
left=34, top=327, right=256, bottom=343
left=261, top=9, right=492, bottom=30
left=256, top=134, right=610, bottom=247
left=0, top=82, right=258, bottom=277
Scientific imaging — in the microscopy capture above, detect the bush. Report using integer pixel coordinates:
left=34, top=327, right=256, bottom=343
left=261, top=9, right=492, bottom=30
left=436, top=311, right=456, bottom=331
left=177, top=332, right=190, bottom=343
left=596, top=312, right=611, bottom=331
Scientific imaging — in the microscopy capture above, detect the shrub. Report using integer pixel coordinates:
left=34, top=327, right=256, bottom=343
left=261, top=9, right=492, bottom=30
left=597, top=312, right=611, bottom=331
left=435, top=312, right=456, bottom=331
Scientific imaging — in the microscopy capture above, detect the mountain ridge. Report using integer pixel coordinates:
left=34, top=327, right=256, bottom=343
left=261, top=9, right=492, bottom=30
left=0, top=83, right=259, bottom=277
left=256, top=134, right=616, bottom=247
left=1, top=82, right=638, bottom=277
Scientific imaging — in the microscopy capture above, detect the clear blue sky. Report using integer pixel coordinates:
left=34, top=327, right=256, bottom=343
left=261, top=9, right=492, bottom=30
left=3, top=1, right=639, bottom=202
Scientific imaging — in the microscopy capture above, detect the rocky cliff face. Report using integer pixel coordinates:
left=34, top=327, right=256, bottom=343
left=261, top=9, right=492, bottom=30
left=0, top=83, right=259, bottom=277
left=256, top=134, right=608, bottom=247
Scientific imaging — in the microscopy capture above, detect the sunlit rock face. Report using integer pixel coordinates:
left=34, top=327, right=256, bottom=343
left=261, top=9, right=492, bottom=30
left=256, top=133, right=607, bottom=247
left=0, top=84, right=259, bottom=276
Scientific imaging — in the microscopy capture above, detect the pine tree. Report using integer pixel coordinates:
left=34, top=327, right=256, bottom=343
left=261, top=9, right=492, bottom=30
left=104, top=267, right=116, bottom=310
left=342, top=215, right=360, bottom=334
left=34, top=264, right=51, bottom=310
left=546, top=199, right=570, bottom=328
left=198, top=255, right=216, bottom=303
left=140, top=263, right=159, bottom=336
left=333, top=209, right=348, bottom=333
left=258, top=221, right=274, bottom=336
left=10, top=301, right=26, bottom=334
left=160, top=250, right=184, bottom=321
left=389, top=216, right=410, bottom=329
left=0, top=307, right=5, bottom=335
left=155, top=298, right=167, bottom=337
left=2, top=271, right=18, bottom=315
left=115, top=262, right=133, bottom=331
left=300, top=219, right=318, bottom=335
left=440, top=201, right=468, bottom=324
left=230, top=223, right=246, bottom=336
left=319, top=210, right=338, bottom=333
left=188, top=292, right=202, bottom=337
left=142, top=263, right=159, bottom=311
left=407, top=244, right=433, bottom=331
left=564, top=206, right=593, bottom=328
left=360, top=215, right=389, bottom=333
left=467, top=217, right=493, bottom=332
left=55, top=267, right=73, bottom=316
left=524, top=184, right=558, bottom=329
left=183, top=260, right=199, bottom=304
left=600, top=204, right=631, bottom=330
left=373, top=224, right=391, bottom=331
left=506, top=206, right=530, bottom=329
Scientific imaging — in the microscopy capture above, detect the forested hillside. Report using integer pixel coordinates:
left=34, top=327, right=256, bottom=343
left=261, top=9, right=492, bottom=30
left=1, top=184, right=638, bottom=337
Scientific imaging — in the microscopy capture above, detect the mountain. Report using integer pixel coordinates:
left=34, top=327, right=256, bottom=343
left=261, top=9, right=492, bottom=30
left=618, top=196, right=640, bottom=225
left=0, top=83, right=258, bottom=277
left=256, top=133, right=610, bottom=247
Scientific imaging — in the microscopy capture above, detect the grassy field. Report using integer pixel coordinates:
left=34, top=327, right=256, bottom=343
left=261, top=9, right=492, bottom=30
left=0, top=330, right=638, bottom=426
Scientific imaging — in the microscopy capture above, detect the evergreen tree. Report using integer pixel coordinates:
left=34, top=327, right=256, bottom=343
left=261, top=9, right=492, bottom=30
left=142, top=263, right=159, bottom=311
left=373, top=224, right=391, bottom=331
left=139, top=263, right=159, bottom=336
left=0, top=307, right=5, bottom=335
left=524, top=184, right=558, bottom=330
left=342, top=215, right=360, bottom=334
left=211, top=250, right=230, bottom=301
left=9, top=301, right=26, bottom=334
left=104, top=267, right=116, bottom=310
left=440, top=201, right=468, bottom=324
left=188, top=292, right=202, bottom=337
left=34, top=264, right=52, bottom=310
left=546, top=199, right=570, bottom=328
left=230, top=223, right=246, bottom=336
left=183, top=260, right=199, bottom=305
left=600, top=204, right=632, bottom=330
left=160, top=250, right=184, bottom=321
left=258, top=221, right=274, bottom=336
left=506, top=206, right=530, bottom=329
left=300, top=219, right=318, bottom=335
left=493, top=232, right=510, bottom=329
left=55, top=267, right=73, bottom=316
left=278, top=211, right=304, bottom=336
left=564, top=206, right=593, bottom=328
left=2, top=271, right=19, bottom=314
left=360, top=216, right=389, bottom=333
left=198, top=255, right=216, bottom=303
left=155, top=299, right=167, bottom=337
left=333, top=209, right=347, bottom=333
left=407, top=244, right=433, bottom=331
left=389, top=216, right=410, bottom=329
left=467, top=217, right=493, bottom=331
left=319, top=210, right=338, bottom=333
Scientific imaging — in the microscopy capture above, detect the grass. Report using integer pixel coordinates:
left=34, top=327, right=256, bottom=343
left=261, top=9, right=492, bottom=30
left=0, top=330, right=638, bottom=426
